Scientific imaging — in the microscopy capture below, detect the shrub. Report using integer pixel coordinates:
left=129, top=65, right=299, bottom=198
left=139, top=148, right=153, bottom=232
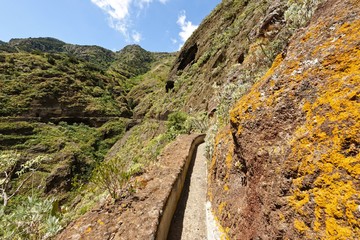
left=214, top=81, right=251, bottom=127
left=0, top=196, right=62, bottom=239
left=167, top=111, right=188, bottom=133
left=184, top=112, right=209, bottom=133
left=285, top=0, right=322, bottom=31
left=204, top=79, right=251, bottom=160
left=92, top=158, right=130, bottom=200
left=205, top=124, right=218, bottom=160
left=47, top=56, right=56, bottom=65
left=0, top=151, right=47, bottom=207
left=0, top=55, right=6, bottom=62
left=67, top=55, right=79, bottom=64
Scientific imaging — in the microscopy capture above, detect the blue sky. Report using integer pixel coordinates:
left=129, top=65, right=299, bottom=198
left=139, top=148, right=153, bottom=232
left=0, top=0, right=221, bottom=52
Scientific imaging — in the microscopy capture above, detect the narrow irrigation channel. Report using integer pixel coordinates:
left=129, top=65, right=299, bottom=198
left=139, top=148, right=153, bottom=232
left=167, top=143, right=208, bottom=240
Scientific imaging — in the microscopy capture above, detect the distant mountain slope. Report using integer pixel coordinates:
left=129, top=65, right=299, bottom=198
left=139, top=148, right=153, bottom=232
left=0, top=51, right=129, bottom=122
left=0, top=38, right=174, bottom=123
left=108, top=44, right=154, bottom=80
left=8, top=37, right=66, bottom=52
left=2, top=37, right=115, bottom=69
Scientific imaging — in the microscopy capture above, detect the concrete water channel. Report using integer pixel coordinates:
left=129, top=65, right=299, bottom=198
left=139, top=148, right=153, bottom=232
left=167, top=143, right=221, bottom=240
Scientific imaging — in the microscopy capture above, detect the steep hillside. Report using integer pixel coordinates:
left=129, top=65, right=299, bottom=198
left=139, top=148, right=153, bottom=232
left=209, top=0, right=360, bottom=239
left=0, top=40, right=172, bottom=123
left=8, top=37, right=67, bottom=53
left=0, top=52, right=130, bottom=122
left=2, top=37, right=115, bottom=69
left=151, top=0, right=309, bottom=118
left=0, top=38, right=177, bottom=239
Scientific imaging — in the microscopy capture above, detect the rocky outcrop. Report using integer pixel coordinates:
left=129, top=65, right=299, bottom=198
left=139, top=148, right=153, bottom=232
left=165, top=0, right=296, bottom=115
left=209, top=0, right=360, bottom=239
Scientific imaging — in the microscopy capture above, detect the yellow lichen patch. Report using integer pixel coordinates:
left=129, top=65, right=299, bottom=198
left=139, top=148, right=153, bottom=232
left=294, top=219, right=309, bottom=233
left=221, top=227, right=231, bottom=240
left=97, top=219, right=104, bottom=225
left=210, top=126, right=234, bottom=191
left=230, top=87, right=262, bottom=125
left=220, top=230, right=231, bottom=240
left=279, top=212, right=285, bottom=223
left=225, top=151, right=233, bottom=171
left=314, top=179, right=358, bottom=224
left=218, top=202, right=227, bottom=215
left=230, top=53, right=285, bottom=126
left=224, top=140, right=234, bottom=181
left=288, top=190, right=310, bottom=216
left=215, top=3, right=360, bottom=239
left=287, top=17, right=360, bottom=239
left=213, top=214, right=230, bottom=240
left=262, top=53, right=284, bottom=80
left=210, top=128, right=231, bottom=174
left=208, top=190, right=214, bottom=202
left=325, top=218, right=353, bottom=240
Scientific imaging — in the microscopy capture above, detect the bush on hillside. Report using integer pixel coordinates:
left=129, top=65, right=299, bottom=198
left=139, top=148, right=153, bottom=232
left=0, top=196, right=62, bottom=239
left=166, top=111, right=188, bottom=133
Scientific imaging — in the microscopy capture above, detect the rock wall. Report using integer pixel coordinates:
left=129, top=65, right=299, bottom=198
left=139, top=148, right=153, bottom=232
left=209, top=0, right=360, bottom=239
left=165, top=0, right=288, bottom=114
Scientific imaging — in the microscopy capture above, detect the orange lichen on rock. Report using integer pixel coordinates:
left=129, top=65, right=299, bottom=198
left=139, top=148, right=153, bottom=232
left=288, top=17, right=360, bottom=239
left=294, top=219, right=309, bottom=233
left=211, top=0, right=360, bottom=239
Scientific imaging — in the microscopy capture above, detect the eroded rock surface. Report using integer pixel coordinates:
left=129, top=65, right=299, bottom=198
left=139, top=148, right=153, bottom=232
left=209, top=0, right=360, bottom=239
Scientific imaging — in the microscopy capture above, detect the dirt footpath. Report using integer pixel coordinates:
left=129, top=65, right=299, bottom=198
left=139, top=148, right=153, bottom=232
left=168, top=143, right=207, bottom=240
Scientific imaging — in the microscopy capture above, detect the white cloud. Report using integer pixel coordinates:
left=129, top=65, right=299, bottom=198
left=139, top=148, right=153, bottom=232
left=176, top=11, right=198, bottom=46
left=135, top=0, right=168, bottom=10
left=132, top=31, right=142, bottom=42
left=91, top=0, right=168, bottom=42
left=91, top=0, right=131, bottom=21
left=136, top=0, right=151, bottom=9
left=171, top=38, right=177, bottom=44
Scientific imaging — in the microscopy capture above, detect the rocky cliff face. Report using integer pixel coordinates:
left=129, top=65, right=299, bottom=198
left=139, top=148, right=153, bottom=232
left=165, top=0, right=303, bottom=115
left=209, top=0, right=360, bottom=238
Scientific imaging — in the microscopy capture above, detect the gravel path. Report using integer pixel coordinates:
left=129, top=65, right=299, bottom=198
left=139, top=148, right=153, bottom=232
left=168, top=143, right=207, bottom=240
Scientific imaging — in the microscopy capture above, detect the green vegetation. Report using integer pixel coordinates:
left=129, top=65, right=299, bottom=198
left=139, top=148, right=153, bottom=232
left=3, top=37, right=114, bottom=69
left=0, top=39, right=175, bottom=119
left=0, top=52, right=124, bottom=117
left=0, top=151, right=46, bottom=207
left=91, top=110, right=209, bottom=200
left=0, top=195, right=62, bottom=239
left=167, top=111, right=188, bottom=133
left=285, top=0, right=323, bottom=31
left=92, top=157, right=130, bottom=200
left=0, top=151, right=61, bottom=239
left=0, top=119, right=131, bottom=236
left=0, top=36, right=180, bottom=234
